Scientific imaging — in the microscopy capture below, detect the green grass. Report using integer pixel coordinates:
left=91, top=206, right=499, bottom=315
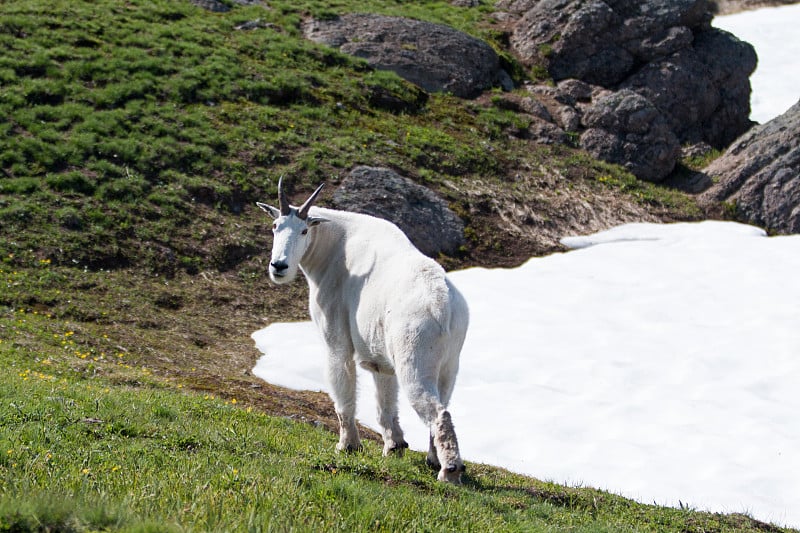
left=0, top=0, right=699, bottom=274
left=1, top=305, right=791, bottom=532
left=0, top=0, right=508, bottom=272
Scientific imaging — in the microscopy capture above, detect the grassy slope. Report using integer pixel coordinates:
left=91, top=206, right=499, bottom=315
left=1, top=308, right=789, bottom=532
left=0, top=0, right=787, bottom=531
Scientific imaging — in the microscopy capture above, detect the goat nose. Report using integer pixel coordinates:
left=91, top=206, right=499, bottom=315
left=270, top=260, right=288, bottom=272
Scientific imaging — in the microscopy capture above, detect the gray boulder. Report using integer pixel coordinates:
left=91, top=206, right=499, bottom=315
left=525, top=80, right=592, bottom=132
left=511, top=0, right=711, bottom=80
left=509, top=0, right=711, bottom=86
left=700, top=99, right=800, bottom=234
left=580, top=90, right=681, bottom=182
left=620, top=27, right=756, bottom=147
left=490, top=91, right=572, bottom=144
left=332, top=166, right=465, bottom=257
left=303, top=14, right=512, bottom=98
left=510, top=0, right=632, bottom=86
left=507, top=0, right=755, bottom=147
left=500, top=0, right=756, bottom=181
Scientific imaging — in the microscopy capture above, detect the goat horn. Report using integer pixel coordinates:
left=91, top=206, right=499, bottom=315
left=277, top=176, right=291, bottom=216
left=298, top=183, right=325, bottom=220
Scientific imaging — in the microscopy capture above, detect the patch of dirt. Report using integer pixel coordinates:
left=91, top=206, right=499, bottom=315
left=444, top=172, right=664, bottom=267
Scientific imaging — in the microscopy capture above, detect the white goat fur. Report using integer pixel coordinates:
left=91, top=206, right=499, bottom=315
left=258, top=187, right=469, bottom=483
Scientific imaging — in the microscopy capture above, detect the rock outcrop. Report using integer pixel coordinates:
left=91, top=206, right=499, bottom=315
left=497, top=0, right=756, bottom=182
left=303, top=14, right=512, bottom=99
left=579, top=89, right=681, bottom=182
left=235, top=1, right=760, bottom=184
left=700, top=99, right=800, bottom=234
left=332, top=166, right=465, bottom=257
left=619, top=27, right=756, bottom=148
left=508, top=0, right=712, bottom=85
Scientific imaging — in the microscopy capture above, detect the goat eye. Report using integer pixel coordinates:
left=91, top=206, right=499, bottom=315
left=301, top=228, right=308, bottom=235
left=272, top=223, right=277, bottom=231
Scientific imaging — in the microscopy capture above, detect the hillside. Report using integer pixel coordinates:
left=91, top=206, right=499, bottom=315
left=0, top=0, right=705, bottom=423
left=2, top=0, right=787, bottom=531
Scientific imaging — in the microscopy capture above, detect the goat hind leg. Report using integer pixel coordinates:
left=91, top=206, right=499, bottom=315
left=400, top=374, right=464, bottom=483
left=422, top=408, right=464, bottom=483
left=433, top=358, right=464, bottom=480
left=433, top=410, right=465, bottom=483
left=373, top=372, right=408, bottom=456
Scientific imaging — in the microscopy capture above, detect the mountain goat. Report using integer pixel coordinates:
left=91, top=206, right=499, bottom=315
left=257, top=179, right=469, bottom=483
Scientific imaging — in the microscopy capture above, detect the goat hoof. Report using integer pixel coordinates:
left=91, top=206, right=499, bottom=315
left=426, top=457, right=441, bottom=470
left=336, top=443, right=363, bottom=454
left=383, top=440, right=409, bottom=457
left=437, top=465, right=464, bottom=484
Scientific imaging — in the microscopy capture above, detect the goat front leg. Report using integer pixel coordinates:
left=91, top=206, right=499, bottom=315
left=327, top=354, right=361, bottom=452
left=372, top=372, right=408, bottom=456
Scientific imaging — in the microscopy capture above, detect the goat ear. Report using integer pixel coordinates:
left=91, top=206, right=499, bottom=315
left=256, top=202, right=282, bottom=219
left=307, top=216, right=329, bottom=227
